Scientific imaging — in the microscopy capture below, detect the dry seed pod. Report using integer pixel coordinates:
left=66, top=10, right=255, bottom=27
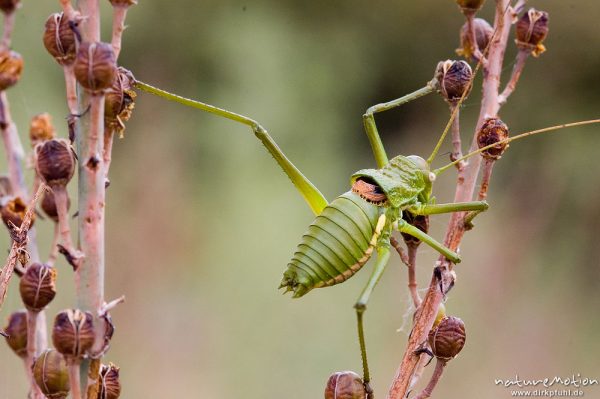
left=0, top=0, right=20, bottom=14
left=401, top=212, right=429, bottom=247
left=97, top=363, right=122, bottom=399
left=33, top=349, right=70, bottom=399
left=52, top=309, right=95, bottom=358
left=74, top=42, right=117, bottom=93
left=1, top=196, right=33, bottom=229
left=515, top=8, right=549, bottom=56
left=43, top=13, right=78, bottom=66
left=30, top=113, right=56, bottom=147
left=457, top=18, right=493, bottom=60
left=455, top=0, right=485, bottom=15
left=477, top=117, right=510, bottom=160
left=324, top=371, right=366, bottom=399
left=0, top=50, right=23, bottom=91
left=3, top=310, right=28, bottom=357
left=35, top=139, right=76, bottom=187
left=428, top=316, right=466, bottom=361
left=41, top=190, right=70, bottom=223
left=19, top=263, right=57, bottom=312
left=105, top=67, right=137, bottom=132
left=436, top=60, right=473, bottom=103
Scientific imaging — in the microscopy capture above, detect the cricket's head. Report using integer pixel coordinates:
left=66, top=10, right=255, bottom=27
left=351, top=155, right=434, bottom=208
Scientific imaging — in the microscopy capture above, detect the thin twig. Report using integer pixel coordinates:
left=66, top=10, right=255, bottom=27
left=111, top=4, right=131, bottom=60
left=413, top=359, right=447, bottom=399
left=477, top=158, right=495, bottom=201
left=0, top=11, right=15, bottom=51
left=466, top=14, right=484, bottom=62
left=64, top=64, right=79, bottom=116
left=449, top=103, right=466, bottom=173
left=498, top=49, right=529, bottom=105
left=0, top=92, right=26, bottom=199
left=0, top=184, right=46, bottom=311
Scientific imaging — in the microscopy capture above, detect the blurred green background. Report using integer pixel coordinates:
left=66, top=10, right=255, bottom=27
left=1, top=1, right=600, bottom=398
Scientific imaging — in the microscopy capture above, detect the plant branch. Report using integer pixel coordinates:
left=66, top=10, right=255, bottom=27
left=413, top=359, right=447, bottom=399
left=498, top=49, right=529, bottom=105
left=386, top=2, right=514, bottom=398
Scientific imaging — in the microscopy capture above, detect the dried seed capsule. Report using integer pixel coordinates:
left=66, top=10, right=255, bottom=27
left=1, top=196, right=32, bottom=229
left=35, top=139, right=76, bottom=187
left=515, top=8, right=549, bottom=56
left=0, top=0, right=20, bottom=14
left=41, top=190, right=70, bottom=223
left=457, top=18, right=493, bottom=60
left=98, top=363, right=122, bottom=399
left=477, top=117, right=510, bottom=160
left=19, top=263, right=57, bottom=312
left=30, top=113, right=56, bottom=147
left=324, top=371, right=366, bottom=399
left=43, top=13, right=78, bottom=66
left=52, top=309, right=95, bottom=358
left=105, top=67, right=137, bottom=133
left=401, top=212, right=429, bottom=247
left=428, top=316, right=466, bottom=361
left=33, top=349, right=70, bottom=399
left=3, top=310, right=28, bottom=357
left=436, top=60, right=473, bottom=103
left=74, top=42, right=117, bottom=93
left=455, top=0, right=485, bottom=15
left=0, top=50, right=23, bottom=91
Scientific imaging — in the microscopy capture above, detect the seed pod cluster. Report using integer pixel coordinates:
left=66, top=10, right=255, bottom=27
left=455, top=0, right=485, bottom=16
left=457, top=18, right=493, bottom=60
left=436, top=60, right=473, bottom=103
left=1, top=196, right=31, bottom=229
left=19, top=263, right=57, bottom=312
left=74, top=42, right=117, bottom=93
left=35, top=139, right=76, bottom=187
left=33, top=349, right=70, bottom=399
left=3, top=310, right=28, bottom=357
left=0, top=0, right=20, bottom=14
left=97, top=363, right=122, bottom=399
left=325, top=371, right=366, bottom=399
left=0, top=50, right=23, bottom=91
left=477, top=117, right=510, bottom=160
left=30, top=113, right=56, bottom=147
left=52, top=309, right=95, bottom=359
left=105, top=67, right=137, bottom=134
left=428, top=316, right=466, bottom=361
left=43, top=13, right=78, bottom=66
left=515, top=8, right=549, bottom=56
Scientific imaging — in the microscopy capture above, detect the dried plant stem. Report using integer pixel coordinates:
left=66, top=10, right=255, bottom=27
left=64, top=64, right=79, bottom=116
left=111, top=5, right=130, bottom=60
left=413, top=359, right=447, bottom=399
left=498, top=49, right=529, bottom=105
left=386, top=2, right=514, bottom=398
left=60, top=0, right=78, bottom=22
left=53, top=186, right=81, bottom=264
left=408, top=354, right=432, bottom=394
left=47, top=223, right=60, bottom=267
left=26, top=310, right=44, bottom=399
left=389, top=237, right=419, bottom=307
left=449, top=104, right=466, bottom=173
left=466, top=14, right=483, bottom=62
left=477, top=158, right=495, bottom=201
left=68, top=360, right=83, bottom=399
left=103, top=126, right=115, bottom=176
left=0, top=11, right=15, bottom=50
left=75, top=1, right=106, bottom=393
left=0, top=92, right=26, bottom=199
left=0, top=184, right=45, bottom=310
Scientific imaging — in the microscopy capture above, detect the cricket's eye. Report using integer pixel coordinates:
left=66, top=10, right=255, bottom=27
left=352, top=178, right=388, bottom=206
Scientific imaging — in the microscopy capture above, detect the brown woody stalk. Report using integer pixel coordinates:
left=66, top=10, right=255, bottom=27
left=75, top=0, right=107, bottom=395
left=0, top=9, right=15, bottom=51
left=386, top=1, right=517, bottom=398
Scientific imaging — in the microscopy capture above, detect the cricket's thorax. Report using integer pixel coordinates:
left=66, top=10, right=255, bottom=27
left=280, top=191, right=387, bottom=298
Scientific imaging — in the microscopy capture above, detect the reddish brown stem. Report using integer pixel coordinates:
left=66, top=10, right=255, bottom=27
left=68, top=360, right=83, bottom=399
left=413, top=359, right=447, bottom=399
left=64, top=64, right=79, bottom=116
left=477, top=158, right=495, bottom=201
left=498, top=49, right=530, bottom=105
left=449, top=104, right=466, bottom=173
left=407, top=245, right=422, bottom=308
left=103, top=126, right=115, bottom=178
left=466, top=14, right=484, bottom=62
left=0, top=92, right=26, bottom=199
left=53, top=185, right=82, bottom=268
left=47, top=223, right=60, bottom=267
left=111, top=5, right=130, bottom=60
left=0, top=11, right=15, bottom=50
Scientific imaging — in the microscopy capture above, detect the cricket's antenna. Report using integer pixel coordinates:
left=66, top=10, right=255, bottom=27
left=433, top=119, right=600, bottom=176
left=426, top=2, right=512, bottom=165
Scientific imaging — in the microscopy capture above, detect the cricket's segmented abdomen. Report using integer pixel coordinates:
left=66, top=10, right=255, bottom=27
left=280, top=191, right=385, bottom=298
